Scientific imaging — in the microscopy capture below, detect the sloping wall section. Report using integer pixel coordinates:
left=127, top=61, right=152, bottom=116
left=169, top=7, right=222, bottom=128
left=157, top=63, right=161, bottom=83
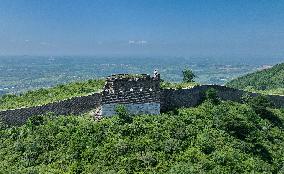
left=0, top=93, right=101, bottom=126
left=160, top=85, right=284, bottom=111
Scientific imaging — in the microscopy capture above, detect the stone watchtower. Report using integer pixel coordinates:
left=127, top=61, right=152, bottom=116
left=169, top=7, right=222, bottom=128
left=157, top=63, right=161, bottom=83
left=98, top=73, right=161, bottom=116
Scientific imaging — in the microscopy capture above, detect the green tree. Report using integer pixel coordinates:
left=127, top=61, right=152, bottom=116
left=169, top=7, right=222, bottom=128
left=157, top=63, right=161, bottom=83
left=205, top=88, right=220, bottom=104
left=182, top=68, right=196, bottom=83
left=246, top=95, right=272, bottom=115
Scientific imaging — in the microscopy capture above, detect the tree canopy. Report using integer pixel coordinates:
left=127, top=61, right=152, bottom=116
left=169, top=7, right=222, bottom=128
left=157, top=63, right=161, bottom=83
left=1, top=100, right=284, bottom=173
left=182, top=68, right=196, bottom=83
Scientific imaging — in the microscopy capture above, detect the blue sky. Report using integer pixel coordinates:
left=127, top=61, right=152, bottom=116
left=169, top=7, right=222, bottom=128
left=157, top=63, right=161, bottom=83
left=0, top=0, right=284, bottom=58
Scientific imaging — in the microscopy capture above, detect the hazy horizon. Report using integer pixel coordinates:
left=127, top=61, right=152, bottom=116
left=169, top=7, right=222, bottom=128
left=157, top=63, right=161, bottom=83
left=0, top=54, right=283, bottom=65
left=0, top=0, right=284, bottom=60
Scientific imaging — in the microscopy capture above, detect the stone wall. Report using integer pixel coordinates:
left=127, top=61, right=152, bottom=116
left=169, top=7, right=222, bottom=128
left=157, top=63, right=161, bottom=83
left=102, top=74, right=160, bottom=104
left=1, top=81, right=284, bottom=126
left=161, top=85, right=284, bottom=111
left=100, top=74, right=161, bottom=116
left=100, top=103, right=160, bottom=116
left=0, top=93, right=101, bottom=126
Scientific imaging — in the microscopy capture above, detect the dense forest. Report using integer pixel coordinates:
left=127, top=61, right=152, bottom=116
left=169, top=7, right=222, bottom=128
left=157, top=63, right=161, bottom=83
left=0, top=79, right=105, bottom=111
left=227, top=63, right=284, bottom=95
left=1, top=95, right=284, bottom=173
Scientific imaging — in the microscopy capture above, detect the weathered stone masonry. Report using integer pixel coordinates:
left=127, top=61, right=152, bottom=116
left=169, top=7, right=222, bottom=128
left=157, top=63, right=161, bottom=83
left=98, top=74, right=161, bottom=116
left=161, top=85, right=284, bottom=111
left=1, top=73, right=284, bottom=126
left=0, top=93, right=101, bottom=126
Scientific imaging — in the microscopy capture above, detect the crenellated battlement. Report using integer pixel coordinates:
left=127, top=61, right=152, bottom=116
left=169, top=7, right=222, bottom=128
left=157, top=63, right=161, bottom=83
left=102, top=74, right=160, bottom=103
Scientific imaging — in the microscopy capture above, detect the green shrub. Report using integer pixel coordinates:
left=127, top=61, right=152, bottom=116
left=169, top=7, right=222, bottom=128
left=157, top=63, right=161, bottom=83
left=247, top=95, right=272, bottom=115
left=204, top=88, right=220, bottom=104
left=1, top=101, right=284, bottom=173
left=115, top=105, right=133, bottom=124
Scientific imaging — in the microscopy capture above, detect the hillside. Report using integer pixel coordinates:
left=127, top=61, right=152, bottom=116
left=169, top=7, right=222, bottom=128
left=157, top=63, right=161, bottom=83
left=226, top=63, right=284, bottom=94
left=0, top=79, right=105, bottom=111
left=1, top=99, right=284, bottom=173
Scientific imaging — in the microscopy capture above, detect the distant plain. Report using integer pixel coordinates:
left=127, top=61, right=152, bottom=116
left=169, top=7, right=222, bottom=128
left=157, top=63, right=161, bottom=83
left=0, top=56, right=282, bottom=95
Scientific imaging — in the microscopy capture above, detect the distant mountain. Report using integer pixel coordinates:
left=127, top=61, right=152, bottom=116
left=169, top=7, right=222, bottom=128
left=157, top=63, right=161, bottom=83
left=227, top=63, right=284, bottom=91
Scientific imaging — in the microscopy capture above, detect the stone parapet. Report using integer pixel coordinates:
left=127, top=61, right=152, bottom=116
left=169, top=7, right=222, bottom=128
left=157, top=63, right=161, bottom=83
left=1, top=75, right=284, bottom=126
left=0, top=93, right=101, bottom=126
left=160, top=85, right=284, bottom=111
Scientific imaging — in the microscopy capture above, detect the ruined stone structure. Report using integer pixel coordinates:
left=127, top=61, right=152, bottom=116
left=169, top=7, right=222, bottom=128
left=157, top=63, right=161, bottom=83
left=98, top=74, right=161, bottom=116
left=1, top=73, right=284, bottom=126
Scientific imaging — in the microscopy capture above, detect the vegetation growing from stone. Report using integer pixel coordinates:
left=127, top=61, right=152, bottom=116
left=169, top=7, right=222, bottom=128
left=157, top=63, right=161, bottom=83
left=160, top=81, right=199, bottom=89
left=111, top=74, right=145, bottom=79
left=1, top=98, right=284, bottom=173
left=227, top=63, right=284, bottom=95
left=0, top=79, right=105, bottom=111
left=240, top=87, right=284, bottom=96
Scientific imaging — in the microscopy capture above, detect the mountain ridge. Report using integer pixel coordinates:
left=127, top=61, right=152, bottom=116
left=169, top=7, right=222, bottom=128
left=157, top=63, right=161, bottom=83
left=227, top=63, right=284, bottom=93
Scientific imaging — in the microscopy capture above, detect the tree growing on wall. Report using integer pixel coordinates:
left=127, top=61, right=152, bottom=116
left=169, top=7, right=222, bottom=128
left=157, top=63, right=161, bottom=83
left=182, top=68, right=196, bottom=82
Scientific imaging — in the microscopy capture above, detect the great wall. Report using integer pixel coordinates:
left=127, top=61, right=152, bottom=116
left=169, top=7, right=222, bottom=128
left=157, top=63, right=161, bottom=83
left=1, top=73, right=284, bottom=126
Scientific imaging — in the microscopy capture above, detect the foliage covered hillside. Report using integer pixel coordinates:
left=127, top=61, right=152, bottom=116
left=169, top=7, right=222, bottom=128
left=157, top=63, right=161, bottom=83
left=227, top=63, right=284, bottom=95
left=1, top=99, right=284, bottom=173
left=0, top=79, right=105, bottom=111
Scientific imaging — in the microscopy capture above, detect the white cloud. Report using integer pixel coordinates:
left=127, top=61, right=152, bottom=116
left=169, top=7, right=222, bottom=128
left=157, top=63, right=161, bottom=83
left=138, top=40, right=147, bottom=44
left=128, top=40, right=148, bottom=45
left=40, top=42, right=54, bottom=47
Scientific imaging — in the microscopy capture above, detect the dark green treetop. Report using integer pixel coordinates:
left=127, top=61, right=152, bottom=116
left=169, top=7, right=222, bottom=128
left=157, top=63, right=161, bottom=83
left=182, top=68, right=196, bottom=83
